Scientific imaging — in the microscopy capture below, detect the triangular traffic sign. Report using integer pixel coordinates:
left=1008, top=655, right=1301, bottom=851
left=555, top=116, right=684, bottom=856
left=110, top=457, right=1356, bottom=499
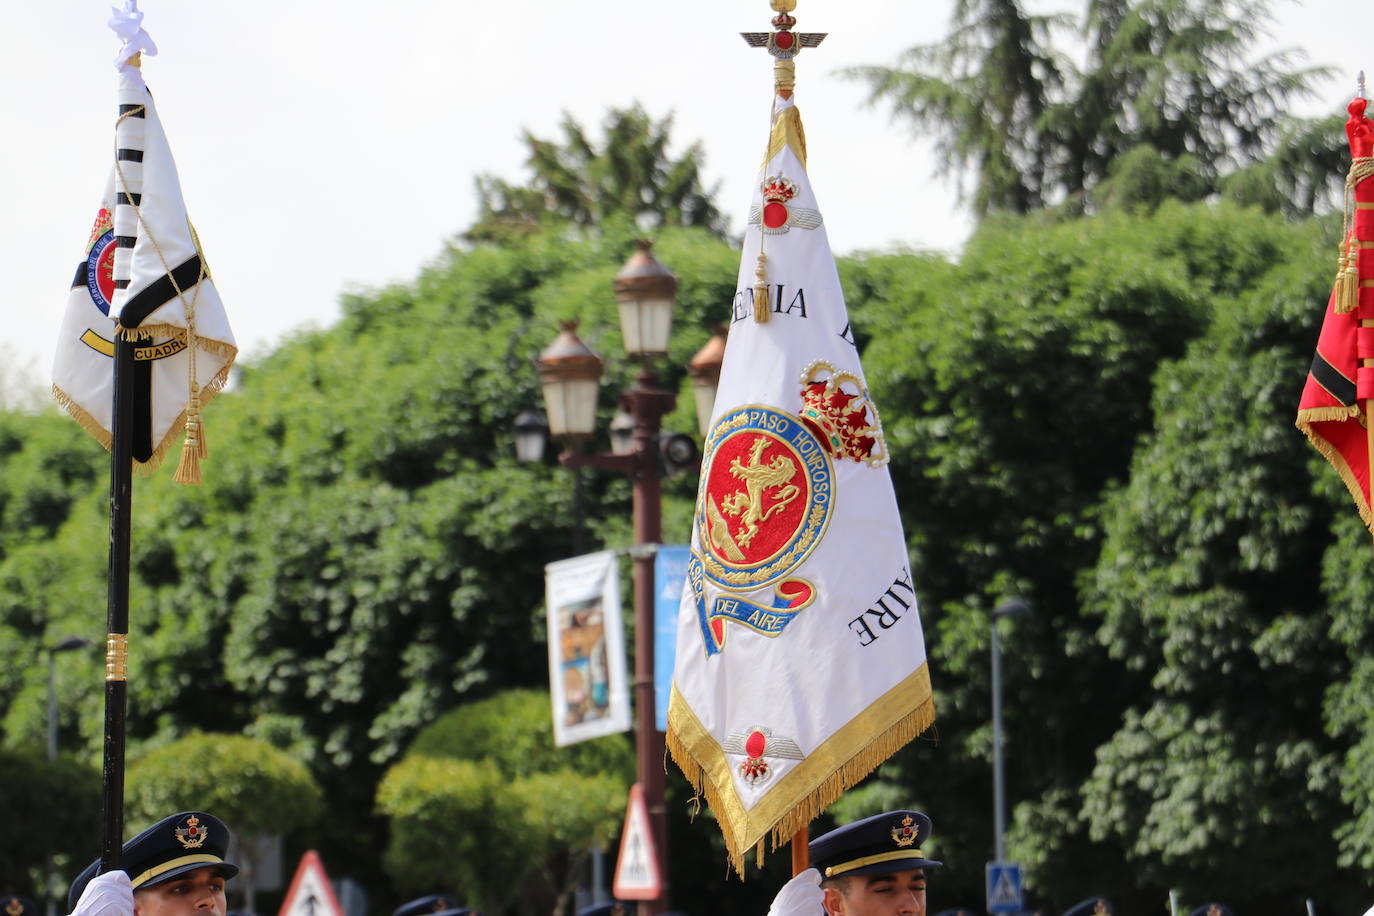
left=612, top=782, right=661, bottom=900
left=277, top=850, right=345, bottom=916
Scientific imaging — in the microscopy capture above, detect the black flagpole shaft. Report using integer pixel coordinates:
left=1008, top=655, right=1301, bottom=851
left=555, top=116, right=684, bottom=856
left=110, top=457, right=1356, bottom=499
left=101, top=332, right=134, bottom=872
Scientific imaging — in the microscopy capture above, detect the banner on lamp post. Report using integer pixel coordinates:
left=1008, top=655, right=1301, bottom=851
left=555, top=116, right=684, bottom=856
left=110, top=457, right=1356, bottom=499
left=546, top=551, right=631, bottom=747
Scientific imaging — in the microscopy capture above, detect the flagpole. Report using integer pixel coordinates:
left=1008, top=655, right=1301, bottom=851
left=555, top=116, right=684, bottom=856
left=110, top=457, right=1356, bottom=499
left=742, top=0, right=826, bottom=874
left=1359, top=74, right=1374, bottom=552
left=101, top=333, right=133, bottom=872
left=100, top=45, right=149, bottom=872
left=790, top=830, right=809, bottom=875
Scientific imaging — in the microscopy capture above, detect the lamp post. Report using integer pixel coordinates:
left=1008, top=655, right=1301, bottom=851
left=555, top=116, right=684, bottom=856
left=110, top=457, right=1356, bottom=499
left=990, top=599, right=1029, bottom=864
left=47, top=635, right=92, bottom=916
left=535, top=240, right=690, bottom=916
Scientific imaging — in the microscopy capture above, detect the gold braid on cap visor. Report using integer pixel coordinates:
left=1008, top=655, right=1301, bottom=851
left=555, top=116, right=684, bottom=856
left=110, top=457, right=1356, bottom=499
left=823, top=849, right=927, bottom=878
left=131, top=855, right=225, bottom=889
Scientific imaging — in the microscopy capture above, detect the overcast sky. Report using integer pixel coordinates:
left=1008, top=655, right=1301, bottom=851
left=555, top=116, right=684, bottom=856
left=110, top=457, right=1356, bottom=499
left=2, top=0, right=1365, bottom=398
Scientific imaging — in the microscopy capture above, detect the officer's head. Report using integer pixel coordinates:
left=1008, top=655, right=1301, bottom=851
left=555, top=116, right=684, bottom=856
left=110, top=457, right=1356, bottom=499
left=2, top=897, right=37, bottom=916
left=809, top=810, right=942, bottom=916
left=575, top=905, right=630, bottom=916
left=68, top=812, right=238, bottom=916
left=392, top=897, right=453, bottom=916
left=1186, top=906, right=1232, bottom=916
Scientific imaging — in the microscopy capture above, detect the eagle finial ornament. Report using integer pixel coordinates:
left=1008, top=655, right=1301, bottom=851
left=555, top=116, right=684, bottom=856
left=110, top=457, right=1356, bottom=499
left=741, top=0, right=826, bottom=66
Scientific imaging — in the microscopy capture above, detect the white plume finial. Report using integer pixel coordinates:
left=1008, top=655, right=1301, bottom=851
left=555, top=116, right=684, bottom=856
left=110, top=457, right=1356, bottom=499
left=109, top=0, right=158, bottom=70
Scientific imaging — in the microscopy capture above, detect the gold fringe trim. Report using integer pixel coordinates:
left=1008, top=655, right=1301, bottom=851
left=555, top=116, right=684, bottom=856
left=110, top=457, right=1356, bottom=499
left=51, top=384, right=114, bottom=451
left=1296, top=411, right=1374, bottom=533
left=667, top=663, right=936, bottom=876
left=118, top=323, right=238, bottom=361
left=762, top=105, right=808, bottom=172
left=51, top=355, right=234, bottom=476
left=1297, top=404, right=1364, bottom=425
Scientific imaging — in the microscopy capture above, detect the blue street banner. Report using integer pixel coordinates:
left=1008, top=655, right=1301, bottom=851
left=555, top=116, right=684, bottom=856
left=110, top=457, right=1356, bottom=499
left=654, top=545, right=691, bottom=731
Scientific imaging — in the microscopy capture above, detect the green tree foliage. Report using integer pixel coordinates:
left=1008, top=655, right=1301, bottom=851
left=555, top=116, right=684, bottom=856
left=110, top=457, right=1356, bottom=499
left=377, top=689, right=632, bottom=915
left=0, top=748, right=100, bottom=898
left=6, top=183, right=1374, bottom=913
left=844, top=202, right=1367, bottom=912
left=847, top=0, right=1335, bottom=217
left=842, top=0, right=1065, bottom=214
left=0, top=224, right=736, bottom=905
left=466, top=105, right=728, bottom=243
left=126, top=732, right=322, bottom=836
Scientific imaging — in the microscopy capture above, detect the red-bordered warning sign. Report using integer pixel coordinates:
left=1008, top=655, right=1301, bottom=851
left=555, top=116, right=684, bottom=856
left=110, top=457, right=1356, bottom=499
left=612, top=782, right=661, bottom=900
left=278, top=850, right=345, bottom=916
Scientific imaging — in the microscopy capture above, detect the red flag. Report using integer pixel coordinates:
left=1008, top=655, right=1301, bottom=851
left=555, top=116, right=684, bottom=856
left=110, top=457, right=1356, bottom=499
left=1297, top=97, right=1374, bottom=532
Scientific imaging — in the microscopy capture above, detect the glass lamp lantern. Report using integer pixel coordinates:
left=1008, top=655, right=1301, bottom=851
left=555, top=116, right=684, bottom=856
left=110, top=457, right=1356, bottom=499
left=613, top=240, right=678, bottom=358
left=512, top=409, right=548, bottom=464
left=536, top=322, right=604, bottom=441
left=687, top=325, right=727, bottom=439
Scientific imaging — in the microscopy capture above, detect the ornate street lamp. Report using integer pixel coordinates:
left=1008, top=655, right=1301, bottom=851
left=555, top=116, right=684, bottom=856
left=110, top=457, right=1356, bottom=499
left=534, top=240, right=685, bottom=916
left=609, top=409, right=637, bottom=457
left=687, top=326, right=726, bottom=439
left=536, top=322, right=604, bottom=442
left=513, top=409, right=548, bottom=465
left=613, top=240, right=679, bottom=358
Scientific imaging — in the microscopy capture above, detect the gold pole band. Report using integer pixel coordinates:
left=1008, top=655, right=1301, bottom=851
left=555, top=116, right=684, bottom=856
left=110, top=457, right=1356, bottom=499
left=106, top=633, right=128, bottom=682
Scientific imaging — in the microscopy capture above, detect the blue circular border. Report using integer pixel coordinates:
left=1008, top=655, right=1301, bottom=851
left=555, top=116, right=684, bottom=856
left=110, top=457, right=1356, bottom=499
left=696, top=405, right=833, bottom=589
left=86, top=230, right=115, bottom=317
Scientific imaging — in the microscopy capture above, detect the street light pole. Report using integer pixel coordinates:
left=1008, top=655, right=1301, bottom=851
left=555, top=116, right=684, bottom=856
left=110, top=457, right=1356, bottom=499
left=991, top=599, right=1028, bottom=864
left=623, top=371, right=674, bottom=916
left=536, top=241, right=701, bottom=916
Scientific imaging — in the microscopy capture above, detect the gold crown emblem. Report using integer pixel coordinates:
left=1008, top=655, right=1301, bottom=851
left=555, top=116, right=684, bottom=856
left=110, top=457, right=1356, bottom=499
left=7, top=899, right=24, bottom=916
left=890, top=815, right=917, bottom=847
left=761, top=175, right=798, bottom=204
left=799, top=361, right=888, bottom=467
left=175, top=814, right=207, bottom=849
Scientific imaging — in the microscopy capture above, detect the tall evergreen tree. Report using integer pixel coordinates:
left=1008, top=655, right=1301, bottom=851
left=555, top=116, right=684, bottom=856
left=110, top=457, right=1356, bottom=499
left=465, top=104, right=727, bottom=242
left=845, top=0, right=1065, bottom=215
left=848, top=0, right=1336, bottom=217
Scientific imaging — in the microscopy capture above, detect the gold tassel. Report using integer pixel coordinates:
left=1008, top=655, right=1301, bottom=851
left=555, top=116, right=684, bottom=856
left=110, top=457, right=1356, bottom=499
left=172, top=433, right=202, bottom=485
left=756, top=841, right=765, bottom=869
left=1335, top=247, right=1352, bottom=313
left=754, top=252, right=771, bottom=324
left=172, top=385, right=204, bottom=485
left=1338, top=240, right=1361, bottom=313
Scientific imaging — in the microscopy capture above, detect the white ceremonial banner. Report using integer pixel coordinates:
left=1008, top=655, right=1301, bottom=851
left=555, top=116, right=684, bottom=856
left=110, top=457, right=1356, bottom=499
left=667, top=93, right=934, bottom=871
left=546, top=551, right=632, bottom=747
left=53, top=60, right=235, bottom=475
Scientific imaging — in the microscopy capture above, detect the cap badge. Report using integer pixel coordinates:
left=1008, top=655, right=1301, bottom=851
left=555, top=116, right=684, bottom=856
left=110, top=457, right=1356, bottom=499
left=430, top=902, right=448, bottom=913
left=6, top=899, right=23, bottom=916
left=175, top=814, right=208, bottom=849
left=890, top=814, right=918, bottom=847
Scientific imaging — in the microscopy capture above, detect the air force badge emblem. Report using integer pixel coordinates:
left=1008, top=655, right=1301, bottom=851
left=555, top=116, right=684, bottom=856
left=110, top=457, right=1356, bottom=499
left=747, top=175, right=823, bottom=235
left=689, top=404, right=831, bottom=656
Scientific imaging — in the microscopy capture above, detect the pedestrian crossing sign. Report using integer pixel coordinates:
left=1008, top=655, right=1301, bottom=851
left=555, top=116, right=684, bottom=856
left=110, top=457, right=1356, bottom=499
left=985, top=862, right=1023, bottom=914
